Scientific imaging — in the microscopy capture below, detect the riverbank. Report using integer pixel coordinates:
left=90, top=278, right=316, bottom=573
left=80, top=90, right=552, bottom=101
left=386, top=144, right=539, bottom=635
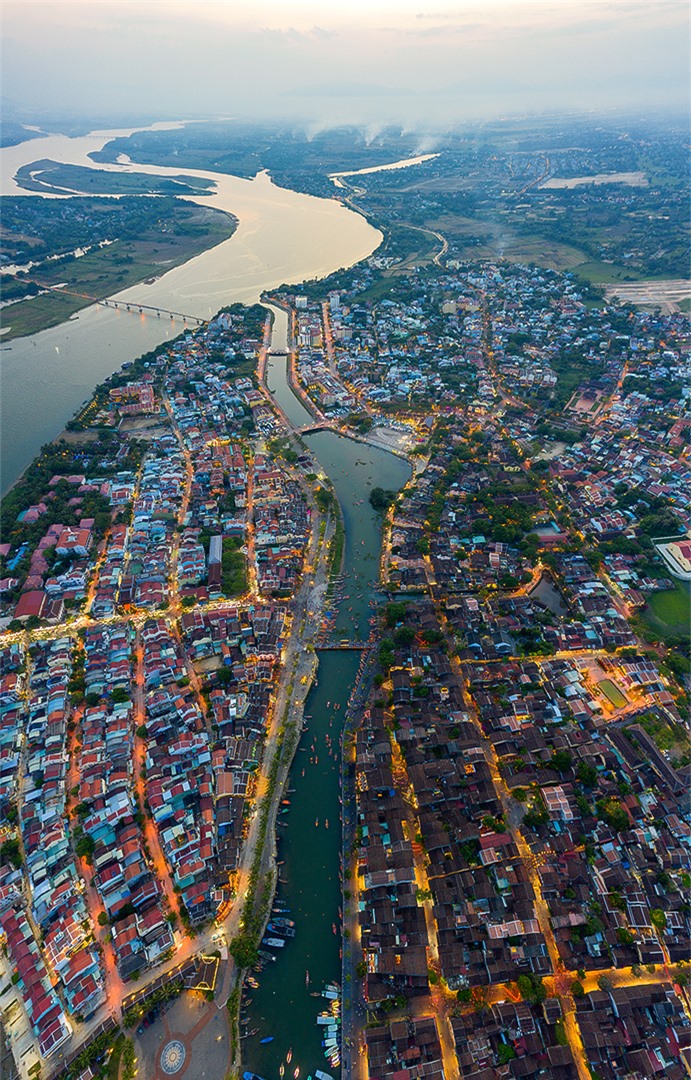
left=340, top=643, right=378, bottom=1080
left=1, top=202, right=237, bottom=342
left=243, top=649, right=360, bottom=1077
left=241, top=326, right=410, bottom=1077
left=1, top=127, right=381, bottom=493
left=0, top=125, right=408, bottom=1079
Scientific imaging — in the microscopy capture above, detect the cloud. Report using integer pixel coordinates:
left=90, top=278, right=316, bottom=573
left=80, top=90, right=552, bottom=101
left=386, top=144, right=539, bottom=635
left=286, top=81, right=415, bottom=99
left=1, top=0, right=687, bottom=126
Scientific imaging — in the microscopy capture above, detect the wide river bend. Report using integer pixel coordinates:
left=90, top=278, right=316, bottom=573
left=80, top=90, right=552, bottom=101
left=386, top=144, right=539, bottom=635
left=0, top=124, right=381, bottom=491
left=1, top=125, right=414, bottom=1077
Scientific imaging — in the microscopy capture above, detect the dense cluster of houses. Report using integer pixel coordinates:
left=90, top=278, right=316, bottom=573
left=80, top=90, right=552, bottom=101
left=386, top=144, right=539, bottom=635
left=180, top=604, right=284, bottom=879
left=78, top=624, right=174, bottom=975
left=575, top=984, right=690, bottom=1079
left=1, top=452, right=142, bottom=628
left=0, top=591, right=291, bottom=1068
left=0, top=304, right=316, bottom=1070
left=11, top=506, right=96, bottom=625
left=386, top=411, right=685, bottom=662
left=0, top=216, right=688, bottom=1077
left=284, top=261, right=683, bottom=423
left=119, top=441, right=186, bottom=610
left=165, top=337, right=252, bottom=543
left=253, top=454, right=310, bottom=595
left=550, top=422, right=690, bottom=542
left=0, top=638, right=106, bottom=1064
left=138, top=618, right=215, bottom=924
left=387, top=430, right=540, bottom=594
left=326, top=285, right=479, bottom=409
left=1, top=301, right=324, bottom=636
left=0, top=642, right=23, bottom=814
left=279, top=257, right=691, bottom=1074
left=450, top=998, right=576, bottom=1078
left=0, top=308, right=268, bottom=629
left=293, top=303, right=361, bottom=416
left=366, top=1017, right=445, bottom=1080
left=354, top=596, right=690, bottom=1076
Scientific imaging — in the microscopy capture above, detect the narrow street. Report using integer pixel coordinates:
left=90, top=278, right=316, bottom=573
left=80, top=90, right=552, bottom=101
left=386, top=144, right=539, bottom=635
left=432, top=589, right=592, bottom=1080
left=132, top=631, right=182, bottom=933
left=389, top=734, right=461, bottom=1080
left=64, top=688, right=126, bottom=1021
left=321, top=300, right=338, bottom=378
left=245, top=447, right=259, bottom=599
left=84, top=525, right=111, bottom=616
left=162, top=392, right=194, bottom=616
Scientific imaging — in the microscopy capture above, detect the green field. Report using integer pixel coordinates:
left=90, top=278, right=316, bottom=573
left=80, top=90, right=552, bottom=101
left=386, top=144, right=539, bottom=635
left=222, top=536, right=247, bottom=596
left=572, top=260, right=646, bottom=285
left=2, top=289, right=90, bottom=338
left=354, top=276, right=400, bottom=303
left=646, top=581, right=691, bottom=633
left=598, top=679, right=628, bottom=709
left=427, top=214, right=588, bottom=272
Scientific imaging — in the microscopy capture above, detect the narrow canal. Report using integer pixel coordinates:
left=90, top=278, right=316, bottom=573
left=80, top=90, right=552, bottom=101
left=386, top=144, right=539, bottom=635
left=245, top=354, right=409, bottom=1078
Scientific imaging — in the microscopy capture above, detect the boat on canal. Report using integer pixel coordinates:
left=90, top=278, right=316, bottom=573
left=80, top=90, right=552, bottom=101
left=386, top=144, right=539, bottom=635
left=267, top=922, right=296, bottom=937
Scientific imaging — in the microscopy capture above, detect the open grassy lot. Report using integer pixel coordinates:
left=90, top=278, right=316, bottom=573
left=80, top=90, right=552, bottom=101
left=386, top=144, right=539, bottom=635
left=571, top=260, right=646, bottom=284
left=645, top=582, right=690, bottom=634
left=222, top=535, right=247, bottom=596
left=635, top=711, right=690, bottom=762
left=426, top=213, right=588, bottom=271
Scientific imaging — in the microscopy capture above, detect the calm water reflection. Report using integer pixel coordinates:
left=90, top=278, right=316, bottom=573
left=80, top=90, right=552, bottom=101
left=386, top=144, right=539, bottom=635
left=1, top=129, right=381, bottom=490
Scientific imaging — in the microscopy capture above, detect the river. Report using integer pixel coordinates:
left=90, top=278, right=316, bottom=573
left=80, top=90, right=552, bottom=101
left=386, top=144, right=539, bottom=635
left=329, top=151, right=439, bottom=183
left=245, top=362, right=409, bottom=1080
left=1, top=122, right=412, bottom=1077
left=0, top=125, right=382, bottom=491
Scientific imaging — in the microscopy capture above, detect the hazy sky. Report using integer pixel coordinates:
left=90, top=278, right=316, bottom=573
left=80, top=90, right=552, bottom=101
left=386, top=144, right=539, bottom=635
left=2, top=0, right=688, bottom=128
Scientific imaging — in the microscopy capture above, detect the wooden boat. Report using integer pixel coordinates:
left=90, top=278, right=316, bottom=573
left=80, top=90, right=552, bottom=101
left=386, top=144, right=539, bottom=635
left=267, top=922, right=295, bottom=937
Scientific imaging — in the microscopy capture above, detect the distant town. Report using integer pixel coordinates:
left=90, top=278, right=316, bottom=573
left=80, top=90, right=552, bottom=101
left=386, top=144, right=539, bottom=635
left=0, top=114, right=689, bottom=1080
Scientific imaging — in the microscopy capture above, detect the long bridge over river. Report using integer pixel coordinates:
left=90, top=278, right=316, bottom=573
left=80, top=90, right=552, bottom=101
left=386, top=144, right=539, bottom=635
left=42, top=283, right=205, bottom=325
